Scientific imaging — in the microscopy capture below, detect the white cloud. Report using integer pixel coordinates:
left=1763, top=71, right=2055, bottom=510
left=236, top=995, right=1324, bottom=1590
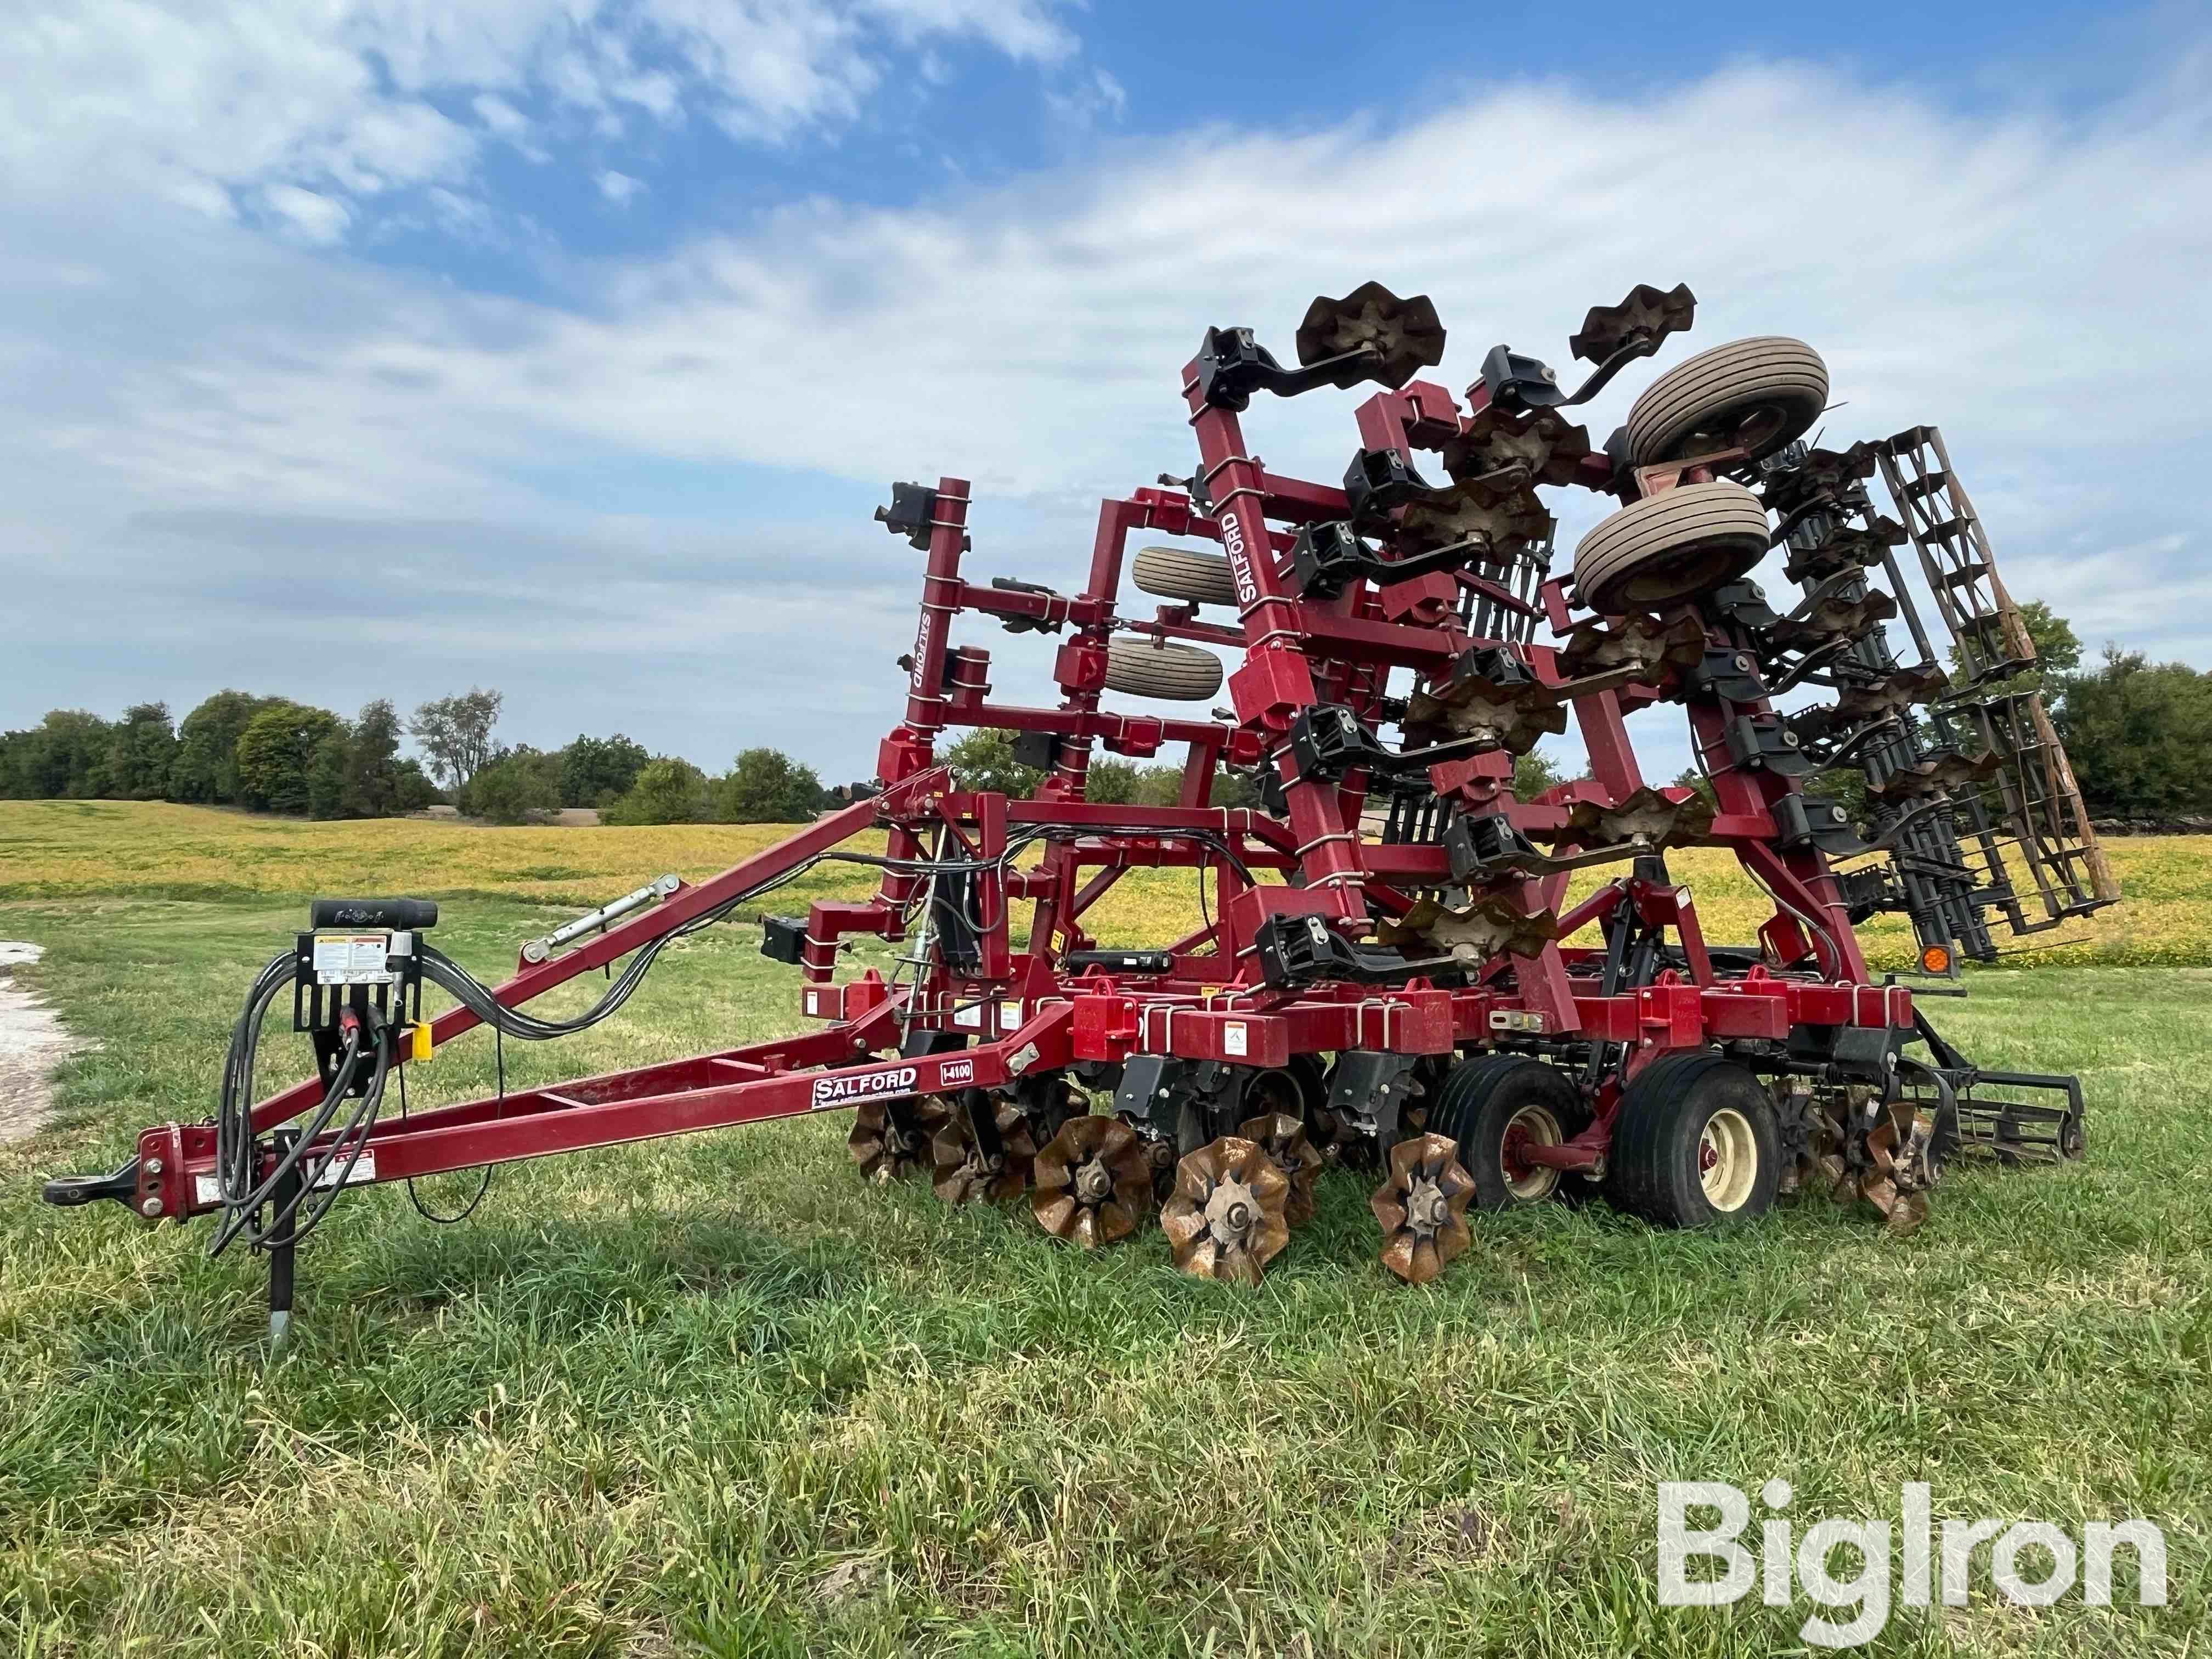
left=596, top=169, right=646, bottom=205
left=0, top=0, right=1081, bottom=235
left=261, top=184, right=353, bottom=245
left=3, top=50, right=2209, bottom=774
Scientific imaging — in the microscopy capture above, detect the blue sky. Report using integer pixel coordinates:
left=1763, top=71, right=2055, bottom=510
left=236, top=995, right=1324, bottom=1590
left=3, top=0, right=2207, bottom=782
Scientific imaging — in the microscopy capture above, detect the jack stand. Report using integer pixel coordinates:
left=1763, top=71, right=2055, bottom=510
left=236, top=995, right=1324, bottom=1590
left=266, top=1128, right=300, bottom=1347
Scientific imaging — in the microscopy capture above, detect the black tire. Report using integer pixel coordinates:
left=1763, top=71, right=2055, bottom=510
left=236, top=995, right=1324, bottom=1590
left=1624, top=336, right=1829, bottom=466
left=1132, top=545, right=1238, bottom=607
left=1430, top=1056, right=1593, bottom=1210
left=1605, top=1053, right=1781, bottom=1228
left=1103, top=637, right=1224, bottom=702
left=1571, top=481, right=1770, bottom=615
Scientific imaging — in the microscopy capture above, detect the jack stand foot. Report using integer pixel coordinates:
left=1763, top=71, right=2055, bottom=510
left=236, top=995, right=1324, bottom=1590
left=266, top=1128, right=300, bottom=1347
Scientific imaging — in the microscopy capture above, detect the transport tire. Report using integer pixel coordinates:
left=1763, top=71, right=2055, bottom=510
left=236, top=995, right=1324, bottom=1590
left=1605, top=1053, right=1781, bottom=1228
left=1571, top=481, right=1771, bottom=615
left=1132, top=544, right=1239, bottom=607
left=1623, top=336, right=1828, bottom=466
left=1429, top=1054, right=1593, bottom=1210
left=1103, top=637, right=1225, bottom=702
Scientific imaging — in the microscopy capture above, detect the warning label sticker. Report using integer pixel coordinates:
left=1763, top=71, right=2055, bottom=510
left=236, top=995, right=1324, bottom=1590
left=313, top=933, right=394, bottom=985
left=310, top=1149, right=377, bottom=1189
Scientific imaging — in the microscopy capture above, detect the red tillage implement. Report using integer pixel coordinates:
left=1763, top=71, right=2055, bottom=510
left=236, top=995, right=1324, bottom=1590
left=46, top=281, right=2118, bottom=1318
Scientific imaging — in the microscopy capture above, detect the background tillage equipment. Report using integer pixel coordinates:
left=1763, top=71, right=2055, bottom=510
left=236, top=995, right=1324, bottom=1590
left=46, top=280, right=2118, bottom=1316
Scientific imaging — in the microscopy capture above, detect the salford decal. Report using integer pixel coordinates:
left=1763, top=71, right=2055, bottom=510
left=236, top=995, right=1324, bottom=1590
left=1219, top=513, right=1258, bottom=607
left=910, top=610, right=936, bottom=693
left=810, top=1064, right=919, bottom=1110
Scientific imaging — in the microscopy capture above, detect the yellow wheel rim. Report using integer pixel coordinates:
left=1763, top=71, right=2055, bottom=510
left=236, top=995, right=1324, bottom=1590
left=1699, top=1107, right=1759, bottom=1212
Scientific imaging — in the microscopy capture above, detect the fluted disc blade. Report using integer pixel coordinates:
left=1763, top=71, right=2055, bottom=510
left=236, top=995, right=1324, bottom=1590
left=1374, top=1133, right=1479, bottom=1285
left=1031, top=1114, right=1155, bottom=1247
left=1162, top=1136, right=1293, bottom=1284
left=928, top=1099, right=1032, bottom=1206
left=848, top=1098, right=930, bottom=1182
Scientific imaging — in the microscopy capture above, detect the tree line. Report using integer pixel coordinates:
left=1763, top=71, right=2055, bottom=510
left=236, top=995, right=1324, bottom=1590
left=0, top=694, right=442, bottom=818
left=0, top=686, right=864, bottom=827
left=5, top=609, right=2206, bottom=827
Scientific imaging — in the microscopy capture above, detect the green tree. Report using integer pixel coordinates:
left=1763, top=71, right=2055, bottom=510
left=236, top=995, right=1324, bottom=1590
left=306, top=727, right=352, bottom=820
left=105, top=703, right=178, bottom=799
left=559, top=733, right=650, bottom=807
left=1804, top=767, right=1868, bottom=821
left=942, top=729, right=1043, bottom=797
left=2050, top=647, right=2212, bottom=819
left=715, top=748, right=822, bottom=822
left=393, top=759, right=442, bottom=811
left=0, top=710, right=116, bottom=798
left=4, top=708, right=117, bottom=800
left=603, top=757, right=712, bottom=825
left=340, top=698, right=406, bottom=818
left=1124, top=762, right=1262, bottom=808
left=1513, top=749, right=1565, bottom=799
left=1128, top=764, right=1184, bottom=806
left=1084, top=758, right=1142, bottom=804
left=466, top=746, right=565, bottom=824
left=235, top=702, right=342, bottom=814
left=409, top=687, right=503, bottom=799
left=171, top=690, right=279, bottom=803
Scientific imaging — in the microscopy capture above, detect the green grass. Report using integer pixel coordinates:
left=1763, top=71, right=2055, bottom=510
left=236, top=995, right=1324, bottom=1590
left=3, top=889, right=2209, bottom=1657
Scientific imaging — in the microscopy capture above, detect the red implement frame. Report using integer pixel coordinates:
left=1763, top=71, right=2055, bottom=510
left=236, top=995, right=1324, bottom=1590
left=117, top=351, right=1917, bottom=1234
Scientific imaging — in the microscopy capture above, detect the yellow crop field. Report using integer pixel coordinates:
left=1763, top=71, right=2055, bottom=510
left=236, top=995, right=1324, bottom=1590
left=3, top=799, right=2205, bottom=969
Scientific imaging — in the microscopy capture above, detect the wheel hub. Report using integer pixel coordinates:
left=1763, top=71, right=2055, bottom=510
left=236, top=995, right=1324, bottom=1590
left=1404, top=1177, right=1451, bottom=1235
left=1698, top=1107, right=1758, bottom=1212
left=1498, top=1104, right=1563, bottom=1201
left=1203, top=1177, right=1260, bottom=1245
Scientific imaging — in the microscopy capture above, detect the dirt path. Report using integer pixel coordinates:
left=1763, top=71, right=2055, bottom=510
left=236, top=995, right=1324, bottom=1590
left=1, top=942, right=87, bottom=1142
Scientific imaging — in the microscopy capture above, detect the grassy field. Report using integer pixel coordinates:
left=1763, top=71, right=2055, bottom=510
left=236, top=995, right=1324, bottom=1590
left=4, top=800, right=2209, bottom=969
left=1, top=803, right=2208, bottom=1656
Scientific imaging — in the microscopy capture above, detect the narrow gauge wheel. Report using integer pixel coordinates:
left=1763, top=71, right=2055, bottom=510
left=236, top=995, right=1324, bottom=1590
left=1571, top=482, right=1771, bottom=616
left=1605, top=1054, right=1782, bottom=1227
left=1623, top=335, right=1829, bottom=467
left=1031, top=1116, right=1153, bottom=1246
left=1161, top=1136, right=1292, bottom=1284
left=1102, top=637, right=1226, bottom=702
left=1131, top=545, right=1238, bottom=607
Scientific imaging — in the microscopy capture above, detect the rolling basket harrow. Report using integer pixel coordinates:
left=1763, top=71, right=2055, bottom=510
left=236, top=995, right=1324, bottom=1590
left=46, top=280, right=2120, bottom=1319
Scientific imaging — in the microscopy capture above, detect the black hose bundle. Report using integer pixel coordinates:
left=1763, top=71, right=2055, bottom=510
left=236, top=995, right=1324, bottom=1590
left=210, top=962, right=394, bottom=1257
